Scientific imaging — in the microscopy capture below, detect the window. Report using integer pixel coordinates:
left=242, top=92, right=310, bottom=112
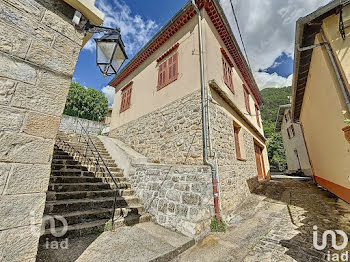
left=291, top=124, right=295, bottom=137
left=243, top=85, right=251, bottom=114
left=255, top=104, right=260, bottom=127
left=222, top=58, right=234, bottom=93
left=288, top=110, right=292, bottom=120
left=287, top=128, right=291, bottom=139
left=221, top=48, right=234, bottom=93
left=120, top=82, right=133, bottom=112
left=234, top=124, right=246, bottom=160
left=157, top=52, right=178, bottom=90
left=284, top=114, right=288, bottom=123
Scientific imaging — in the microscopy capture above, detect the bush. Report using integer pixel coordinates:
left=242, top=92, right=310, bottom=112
left=210, top=217, right=226, bottom=232
left=64, top=82, right=108, bottom=121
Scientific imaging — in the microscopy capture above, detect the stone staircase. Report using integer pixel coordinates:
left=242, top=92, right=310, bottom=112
left=39, top=131, right=151, bottom=243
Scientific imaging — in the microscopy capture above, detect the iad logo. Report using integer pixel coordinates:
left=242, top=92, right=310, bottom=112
left=313, top=226, right=349, bottom=261
left=30, top=211, right=69, bottom=249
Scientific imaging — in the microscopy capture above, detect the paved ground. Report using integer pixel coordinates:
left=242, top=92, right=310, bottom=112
left=76, top=222, right=194, bottom=262
left=173, top=177, right=350, bottom=262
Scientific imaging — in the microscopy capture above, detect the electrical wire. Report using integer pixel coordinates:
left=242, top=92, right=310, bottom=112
left=229, top=0, right=252, bottom=72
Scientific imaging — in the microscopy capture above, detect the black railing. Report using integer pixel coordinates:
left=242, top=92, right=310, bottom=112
left=56, top=121, right=120, bottom=227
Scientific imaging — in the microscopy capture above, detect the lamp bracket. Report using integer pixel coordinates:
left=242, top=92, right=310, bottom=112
left=84, top=21, right=120, bottom=35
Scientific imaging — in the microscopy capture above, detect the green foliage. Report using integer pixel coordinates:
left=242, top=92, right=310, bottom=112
left=64, top=82, right=108, bottom=121
left=210, top=218, right=226, bottom=232
left=260, top=86, right=292, bottom=171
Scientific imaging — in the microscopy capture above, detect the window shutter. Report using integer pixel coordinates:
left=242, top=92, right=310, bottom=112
left=120, top=84, right=133, bottom=112
left=255, top=105, right=260, bottom=127
left=244, top=87, right=251, bottom=114
left=126, top=88, right=132, bottom=109
left=234, top=125, right=241, bottom=159
left=173, top=53, right=178, bottom=81
left=168, top=53, right=178, bottom=83
left=291, top=124, right=295, bottom=137
left=287, top=128, right=291, bottom=139
left=158, top=61, right=167, bottom=90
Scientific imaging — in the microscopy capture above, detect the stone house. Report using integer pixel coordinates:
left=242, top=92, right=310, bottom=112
left=291, top=0, right=350, bottom=203
left=108, top=0, right=270, bottom=220
left=275, top=104, right=312, bottom=176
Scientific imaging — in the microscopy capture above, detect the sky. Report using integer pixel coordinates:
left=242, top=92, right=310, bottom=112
left=73, top=0, right=330, bottom=105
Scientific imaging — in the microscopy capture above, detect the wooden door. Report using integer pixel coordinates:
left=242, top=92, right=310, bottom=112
left=254, top=143, right=266, bottom=180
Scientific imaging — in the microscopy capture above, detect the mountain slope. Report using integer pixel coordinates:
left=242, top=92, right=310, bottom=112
left=260, top=86, right=292, bottom=170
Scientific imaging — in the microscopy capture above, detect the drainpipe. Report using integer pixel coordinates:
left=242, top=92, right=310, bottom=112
left=191, top=0, right=221, bottom=224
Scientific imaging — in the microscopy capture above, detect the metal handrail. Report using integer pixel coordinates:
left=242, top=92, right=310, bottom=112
left=56, top=123, right=120, bottom=227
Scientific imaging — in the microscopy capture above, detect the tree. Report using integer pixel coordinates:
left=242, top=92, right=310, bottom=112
left=64, top=82, right=108, bottom=121
left=260, top=86, right=292, bottom=171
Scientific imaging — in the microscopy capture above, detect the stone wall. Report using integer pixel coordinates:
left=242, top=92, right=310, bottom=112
left=0, top=0, right=84, bottom=260
left=109, top=91, right=204, bottom=165
left=129, top=163, right=213, bottom=238
left=209, top=103, right=259, bottom=219
left=59, top=115, right=108, bottom=135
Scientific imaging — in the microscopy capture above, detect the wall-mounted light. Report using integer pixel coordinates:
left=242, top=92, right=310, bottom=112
left=84, top=22, right=128, bottom=77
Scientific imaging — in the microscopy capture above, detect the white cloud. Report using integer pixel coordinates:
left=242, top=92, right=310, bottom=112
left=254, top=72, right=293, bottom=90
left=219, top=0, right=330, bottom=89
left=102, top=85, right=115, bottom=106
left=83, top=0, right=158, bottom=56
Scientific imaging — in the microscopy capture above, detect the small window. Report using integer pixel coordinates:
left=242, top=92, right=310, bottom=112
left=234, top=125, right=241, bottom=159
left=291, top=124, right=295, bottom=137
left=243, top=85, right=251, bottom=114
left=255, top=104, right=260, bottom=127
left=233, top=124, right=246, bottom=161
left=287, top=128, right=291, bottom=139
left=288, top=110, right=292, bottom=120
left=284, top=114, right=288, bottom=123
left=222, top=58, right=234, bottom=93
left=157, top=52, right=178, bottom=90
left=120, top=83, right=133, bottom=113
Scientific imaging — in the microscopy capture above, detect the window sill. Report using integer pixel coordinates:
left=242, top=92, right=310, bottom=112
left=237, top=157, right=247, bottom=162
left=120, top=107, right=130, bottom=113
left=157, top=78, right=178, bottom=91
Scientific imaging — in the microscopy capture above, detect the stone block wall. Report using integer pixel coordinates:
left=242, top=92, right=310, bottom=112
left=0, top=0, right=84, bottom=260
left=59, top=115, right=108, bottom=135
left=129, top=163, right=213, bottom=237
left=109, top=91, right=204, bottom=165
left=209, top=104, right=259, bottom=219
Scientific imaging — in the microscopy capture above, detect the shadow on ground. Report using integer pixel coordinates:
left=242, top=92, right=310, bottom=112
left=246, top=176, right=350, bottom=262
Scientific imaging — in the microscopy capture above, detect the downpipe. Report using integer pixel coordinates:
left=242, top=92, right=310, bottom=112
left=191, top=0, right=221, bottom=224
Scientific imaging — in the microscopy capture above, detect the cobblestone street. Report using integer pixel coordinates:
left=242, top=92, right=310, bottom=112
left=173, top=177, right=350, bottom=262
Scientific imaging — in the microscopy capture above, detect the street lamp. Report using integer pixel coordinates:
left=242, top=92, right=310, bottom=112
left=84, top=22, right=128, bottom=77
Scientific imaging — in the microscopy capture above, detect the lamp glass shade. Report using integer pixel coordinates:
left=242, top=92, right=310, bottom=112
left=95, top=33, right=127, bottom=76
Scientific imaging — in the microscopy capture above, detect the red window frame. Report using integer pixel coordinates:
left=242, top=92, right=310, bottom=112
left=291, top=124, right=295, bottom=137
left=243, top=85, right=251, bottom=115
left=255, top=104, right=260, bottom=127
left=234, top=125, right=242, bottom=160
left=157, top=52, right=178, bottom=90
left=222, top=57, right=234, bottom=93
left=287, top=127, right=291, bottom=139
left=120, top=82, right=133, bottom=113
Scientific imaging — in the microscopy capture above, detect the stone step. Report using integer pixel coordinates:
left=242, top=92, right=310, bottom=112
left=51, top=170, right=125, bottom=178
left=52, top=153, right=113, bottom=161
left=46, top=189, right=135, bottom=201
left=43, top=208, right=113, bottom=229
left=44, top=196, right=139, bottom=214
left=40, top=219, right=107, bottom=242
left=47, top=182, right=131, bottom=192
left=51, top=164, right=121, bottom=173
left=50, top=176, right=127, bottom=184
left=52, top=158, right=117, bottom=166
